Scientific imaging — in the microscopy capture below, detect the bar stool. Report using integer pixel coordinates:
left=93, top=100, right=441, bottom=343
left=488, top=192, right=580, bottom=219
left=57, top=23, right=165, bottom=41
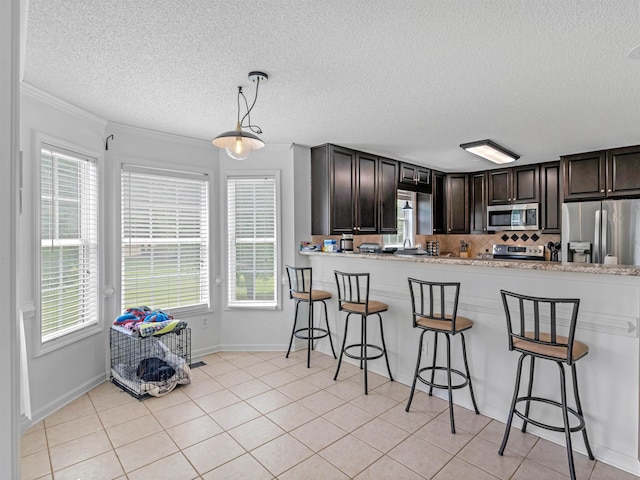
left=498, top=290, right=594, bottom=480
left=285, top=265, right=337, bottom=368
left=333, top=270, right=394, bottom=394
left=405, top=278, right=479, bottom=434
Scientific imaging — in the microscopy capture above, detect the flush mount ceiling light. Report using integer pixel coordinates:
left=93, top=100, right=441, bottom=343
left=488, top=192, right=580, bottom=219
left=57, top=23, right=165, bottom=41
left=212, top=71, right=268, bottom=160
left=460, top=139, right=520, bottom=164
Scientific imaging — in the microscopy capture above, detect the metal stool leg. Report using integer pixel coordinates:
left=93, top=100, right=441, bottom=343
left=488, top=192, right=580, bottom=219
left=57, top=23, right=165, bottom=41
left=571, top=363, right=594, bottom=460
left=406, top=329, right=426, bottom=412
left=429, top=332, right=439, bottom=396
left=445, top=333, right=455, bottom=433
left=333, top=313, right=351, bottom=381
left=460, top=332, right=479, bottom=414
left=558, top=362, right=577, bottom=480
left=286, top=301, right=300, bottom=358
left=322, top=300, right=337, bottom=359
left=521, top=356, right=536, bottom=433
left=499, top=353, right=526, bottom=455
left=306, top=301, right=313, bottom=368
left=362, top=314, right=369, bottom=394
left=378, top=313, right=394, bottom=382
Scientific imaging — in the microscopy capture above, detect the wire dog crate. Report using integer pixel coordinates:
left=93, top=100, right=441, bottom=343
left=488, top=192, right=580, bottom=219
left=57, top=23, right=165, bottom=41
left=109, top=327, right=192, bottom=400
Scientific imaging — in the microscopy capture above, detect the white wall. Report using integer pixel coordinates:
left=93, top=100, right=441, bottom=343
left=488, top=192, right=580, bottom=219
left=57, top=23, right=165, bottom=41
left=1, top=0, right=20, bottom=477
left=18, top=88, right=312, bottom=425
left=19, top=87, right=109, bottom=424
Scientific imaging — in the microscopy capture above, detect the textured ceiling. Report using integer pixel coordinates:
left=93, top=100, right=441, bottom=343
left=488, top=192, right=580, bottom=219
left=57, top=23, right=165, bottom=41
left=24, top=0, right=640, bottom=171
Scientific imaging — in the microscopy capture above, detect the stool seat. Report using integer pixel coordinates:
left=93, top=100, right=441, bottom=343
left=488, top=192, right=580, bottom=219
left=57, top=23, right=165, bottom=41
left=285, top=266, right=337, bottom=368
left=513, top=332, right=589, bottom=361
left=333, top=270, right=394, bottom=394
left=341, top=300, right=388, bottom=315
left=292, top=289, right=332, bottom=302
left=499, top=290, right=594, bottom=480
left=416, top=315, right=473, bottom=333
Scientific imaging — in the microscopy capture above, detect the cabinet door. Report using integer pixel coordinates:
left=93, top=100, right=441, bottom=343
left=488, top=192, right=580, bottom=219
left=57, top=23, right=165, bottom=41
left=432, top=171, right=446, bottom=234
left=399, top=163, right=431, bottom=193
left=487, top=169, right=511, bottom=205
left=355, top=152, right=378, bottom=234
left=469, top=172, right=487, bottom=234
left=512, top=165, right=539, bottom=203
left=378, top=158, right=398, bottom=234
left=446, top=173, right=469, bottom=234
left=399, top=163, right=418, bottom=185
left=415, top=166, right=431, bottom=188
left=607, top=145, right=640, bottom=197
left=540, top=162, right=561, bottom=233
left=330, top=146, right=356, bottom=234
left=562, top=151, right=606, bottom=200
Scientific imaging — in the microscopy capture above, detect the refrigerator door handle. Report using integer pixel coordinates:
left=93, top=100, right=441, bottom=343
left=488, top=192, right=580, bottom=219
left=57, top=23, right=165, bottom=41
left=601, top=208, right=608, bottom=262
left=594, top=209, right=601, bottom=263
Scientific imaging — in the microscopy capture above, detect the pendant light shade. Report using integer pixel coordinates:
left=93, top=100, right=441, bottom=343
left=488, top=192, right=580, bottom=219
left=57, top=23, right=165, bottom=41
left=212, top=124, right=265, bottom=160
left=212, top=71, right=268, bottom=160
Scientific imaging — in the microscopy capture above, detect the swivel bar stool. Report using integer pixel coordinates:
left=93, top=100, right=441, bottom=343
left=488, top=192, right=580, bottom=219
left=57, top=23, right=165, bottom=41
left=405, top=278, right=479, bottom=434
left=333, top=270, right=394, bottom=394
left=285, top=266, right=337, bottom=368
left=498, top=290, right=594, bottom=480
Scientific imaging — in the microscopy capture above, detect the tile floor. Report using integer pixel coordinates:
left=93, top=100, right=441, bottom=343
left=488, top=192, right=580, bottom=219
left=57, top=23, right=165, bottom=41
left=20, top=349, right=639, bottom=479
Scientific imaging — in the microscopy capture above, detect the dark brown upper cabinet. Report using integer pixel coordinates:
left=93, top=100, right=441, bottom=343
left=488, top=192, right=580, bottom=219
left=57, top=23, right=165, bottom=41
left=561, top=150, right=606, bottom=200
left=311, top=144, right=397, bottom=235
left=446, top=173, right=469, bottom=234
left=487, top=165, right=540, bottom=205
left=431, top=170, right=446, bottom=234
left=539, top=161, right=561, bottom=233
left=469, top=171, right=488, bottom=234
left=562, top=145, right=640, bottom=201
left=378, top=158, right=399, bottom=234
left=398, top=162, right=431, bottom=193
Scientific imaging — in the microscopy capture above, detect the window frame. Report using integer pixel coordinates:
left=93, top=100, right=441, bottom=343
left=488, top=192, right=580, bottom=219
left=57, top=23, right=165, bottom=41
left=224, top=170, right=281, bottom=310
left=118, top=160, right=212, bottom=318
left=33, top=133, right=104, bottom=357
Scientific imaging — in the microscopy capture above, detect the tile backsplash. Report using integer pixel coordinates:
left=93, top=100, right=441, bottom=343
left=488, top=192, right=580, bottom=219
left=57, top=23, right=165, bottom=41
left=310, top=232, right=561, bottom=260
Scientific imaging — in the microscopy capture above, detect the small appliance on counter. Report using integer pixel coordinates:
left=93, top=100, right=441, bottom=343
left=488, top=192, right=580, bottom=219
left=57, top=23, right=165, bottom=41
left=358, top=242, right=382, bottom=253
left=340, top=233, right=354, bottom=252
left=491, top=244, right=546, bottom=261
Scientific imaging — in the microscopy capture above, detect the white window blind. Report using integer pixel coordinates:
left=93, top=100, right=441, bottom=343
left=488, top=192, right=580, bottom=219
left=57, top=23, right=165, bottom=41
left=40, top=143, right=99, bottom=342
left=227, top=176, right=278, bottom=307
left=121, top=165, right=209, bottom=311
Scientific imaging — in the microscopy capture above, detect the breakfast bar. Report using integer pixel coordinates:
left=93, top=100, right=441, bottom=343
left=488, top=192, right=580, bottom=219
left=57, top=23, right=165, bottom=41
left=300, top=250, right=640, bottom=475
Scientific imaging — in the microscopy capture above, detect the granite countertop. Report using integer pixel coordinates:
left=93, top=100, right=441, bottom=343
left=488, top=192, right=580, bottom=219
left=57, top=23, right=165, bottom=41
left=299, top=251, right=640, bottom=276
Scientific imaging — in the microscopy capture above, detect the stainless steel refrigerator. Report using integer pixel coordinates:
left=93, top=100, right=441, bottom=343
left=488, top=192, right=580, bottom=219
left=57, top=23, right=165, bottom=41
left=562, top=200, right=640, bottom=266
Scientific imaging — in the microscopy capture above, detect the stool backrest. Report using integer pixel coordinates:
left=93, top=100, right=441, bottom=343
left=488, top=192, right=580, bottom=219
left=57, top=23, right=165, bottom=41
left=334, top=270, right=371, bottom=314
left=408, top=278, right=460, bottom=333
left=500, top=290, right=581, bottom=364
left=285, top=265, right=313, bottom=299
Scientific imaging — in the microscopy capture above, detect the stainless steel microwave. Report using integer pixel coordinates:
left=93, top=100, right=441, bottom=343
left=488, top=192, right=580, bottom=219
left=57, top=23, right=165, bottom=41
left=487, top=203, right=539, bottom=231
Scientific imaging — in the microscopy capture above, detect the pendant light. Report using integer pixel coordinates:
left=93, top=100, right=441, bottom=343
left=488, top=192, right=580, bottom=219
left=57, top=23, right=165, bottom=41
left=212, top=71, right=268, bottom=160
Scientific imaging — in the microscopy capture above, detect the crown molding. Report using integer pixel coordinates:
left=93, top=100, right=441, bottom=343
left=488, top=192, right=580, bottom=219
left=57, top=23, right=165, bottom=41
left=107, top=121, right=213, bottom=149
left=20, top=82, right=108, bottom=128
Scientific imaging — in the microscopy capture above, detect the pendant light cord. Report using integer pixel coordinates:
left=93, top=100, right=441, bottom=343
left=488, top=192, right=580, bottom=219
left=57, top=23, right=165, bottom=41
left=237, top=77, right=263, bottom=134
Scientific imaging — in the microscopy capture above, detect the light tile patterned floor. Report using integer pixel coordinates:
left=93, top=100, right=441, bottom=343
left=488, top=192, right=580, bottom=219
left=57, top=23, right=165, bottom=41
left=20, top=349, right=639, bottom=479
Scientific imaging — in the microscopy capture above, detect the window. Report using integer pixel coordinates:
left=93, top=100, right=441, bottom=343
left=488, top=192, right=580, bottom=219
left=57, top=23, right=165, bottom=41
left=383, top=190, right=415, bottom=247
left=226, top=174, right=279, bottom=308
left=121, top=165, right=209, bottom=312
left=39, top=143, right=99, bottom=343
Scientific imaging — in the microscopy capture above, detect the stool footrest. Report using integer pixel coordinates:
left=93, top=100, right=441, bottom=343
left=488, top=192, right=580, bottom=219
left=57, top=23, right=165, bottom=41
left=417, top=366, right=469, bottom=391
left=294, top=327, right=330, bottom=341
left=514, top=396, right=586, bottom=433
left=344, top=343, right=385, bottom=361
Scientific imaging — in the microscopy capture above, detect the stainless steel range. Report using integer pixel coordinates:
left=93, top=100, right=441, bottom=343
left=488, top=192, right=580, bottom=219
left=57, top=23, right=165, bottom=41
left=492, top=244, right=545, bottom=261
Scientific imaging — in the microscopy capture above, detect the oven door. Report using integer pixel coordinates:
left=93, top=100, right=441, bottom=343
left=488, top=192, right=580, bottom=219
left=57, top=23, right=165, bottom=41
left=487, top=204, right=539, bottom=231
